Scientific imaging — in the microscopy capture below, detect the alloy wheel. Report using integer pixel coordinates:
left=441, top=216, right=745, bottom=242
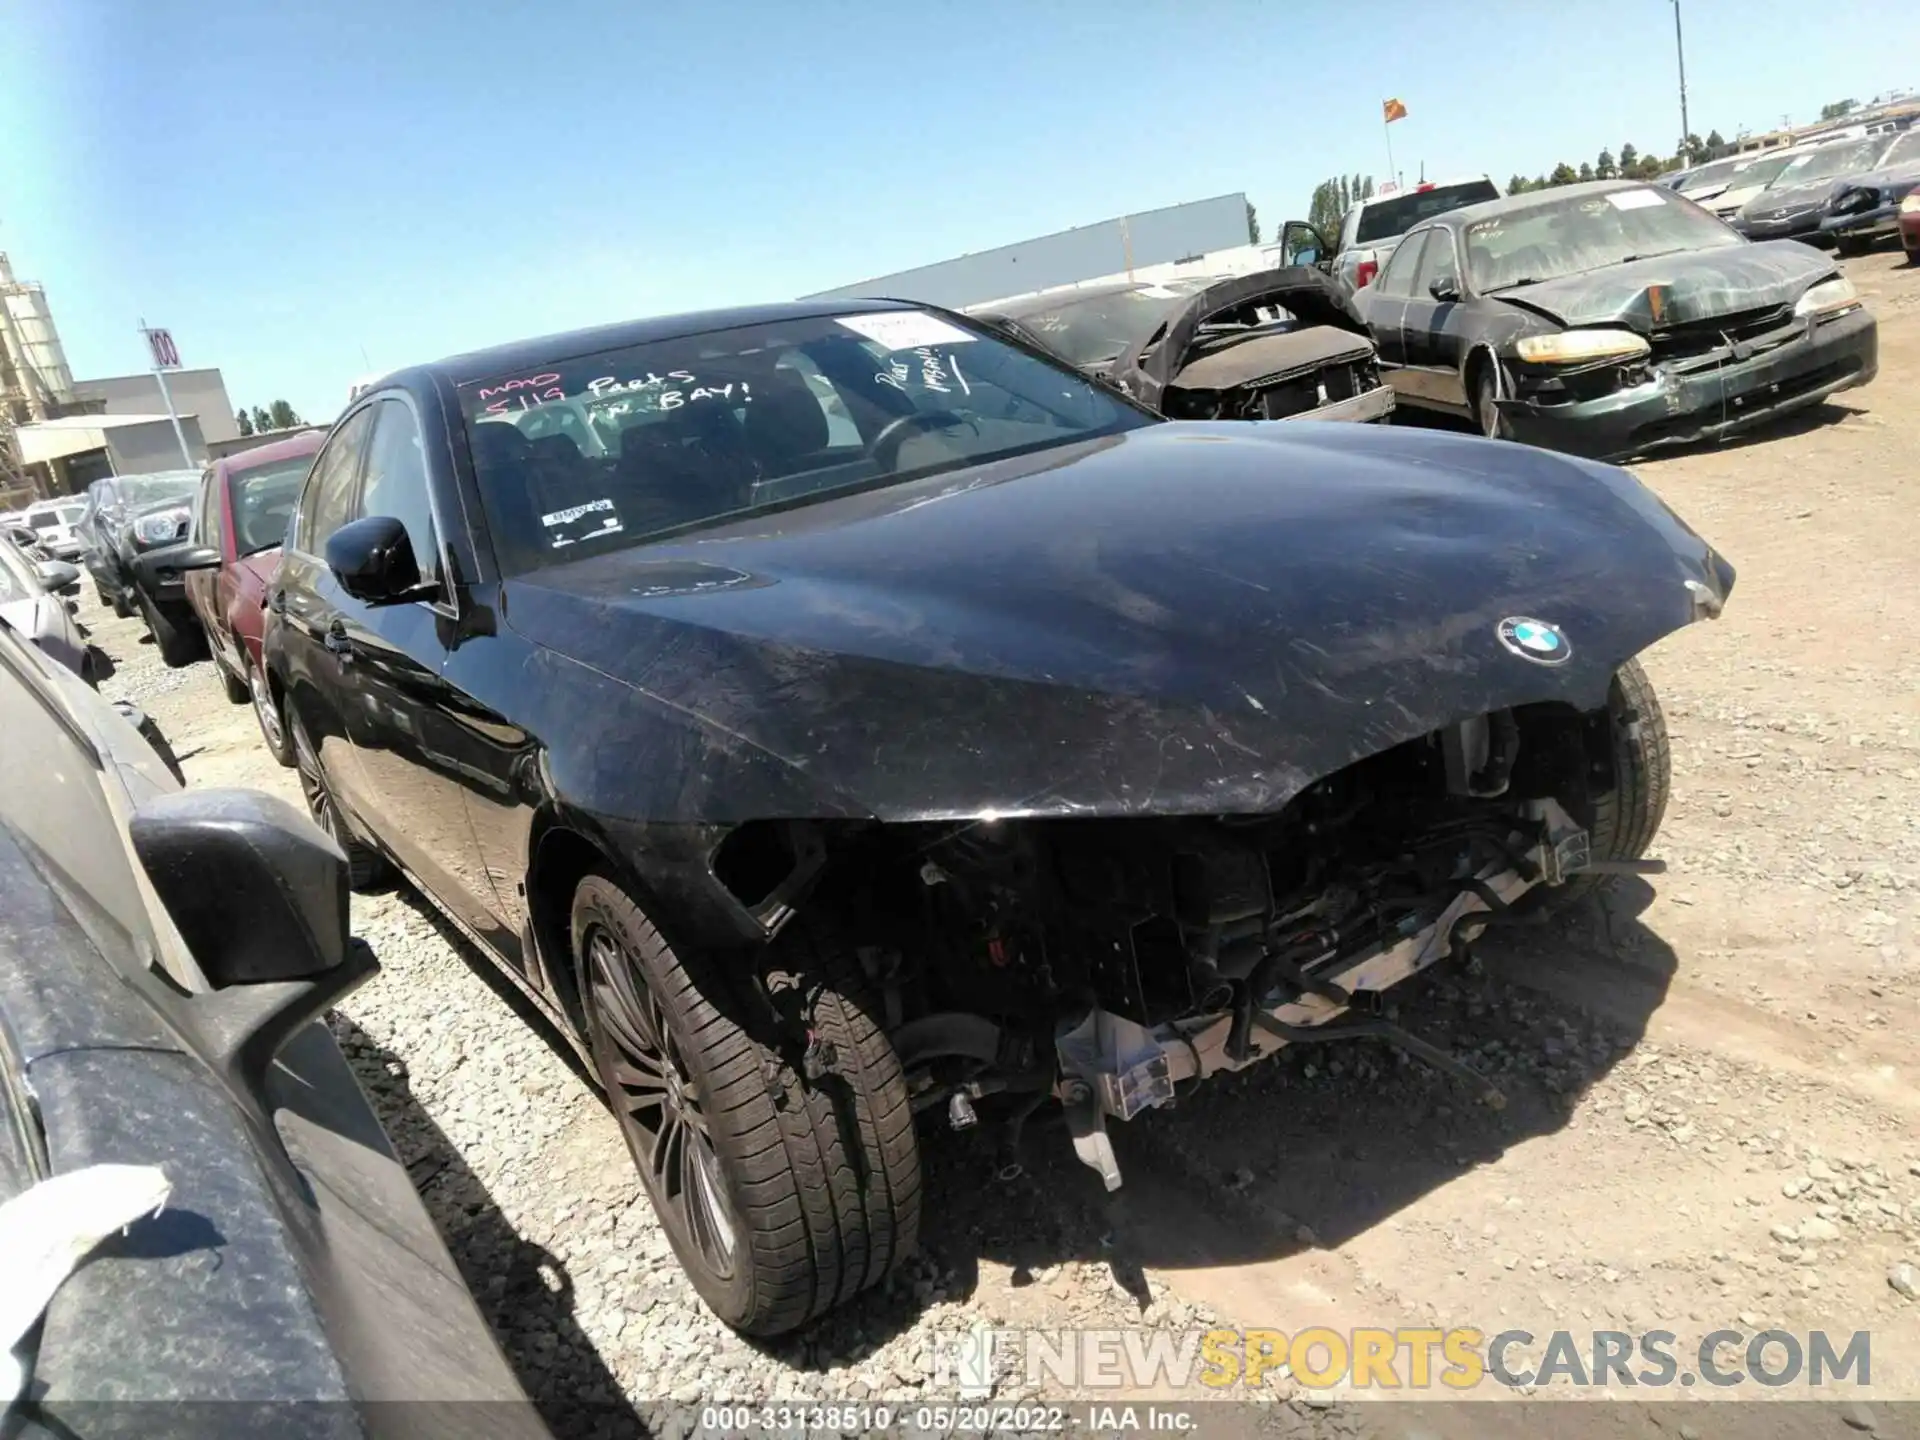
left=584, top=923, right=738, bottom=1278
left=292, top=721, right=343, bottom=845
left=250, top=663, right=286, bottom=753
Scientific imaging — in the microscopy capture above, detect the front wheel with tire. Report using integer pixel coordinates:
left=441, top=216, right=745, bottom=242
left=573, top=876, right=920, bottom=1335
left=1473, top=357, right=1513, bottom=441
left=138, top=592, right=206, bottom=669
left=249, top=659, right=295, bottom=767
left=1536, top=657, right=1671, bottom=914
left=290, top=712, right=390, bottom=890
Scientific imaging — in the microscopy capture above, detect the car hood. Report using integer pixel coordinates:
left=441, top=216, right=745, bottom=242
left=504, top=424, right=1733, bottom=823
left=1488, top=242, right=1832, bottom=332
left=1741, top=179, right=1846, bottom=216
left=1833, top=163, right=1920, bottom=199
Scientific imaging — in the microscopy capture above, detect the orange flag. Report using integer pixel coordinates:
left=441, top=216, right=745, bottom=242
left=1383, top=98, right=1408, bottom=124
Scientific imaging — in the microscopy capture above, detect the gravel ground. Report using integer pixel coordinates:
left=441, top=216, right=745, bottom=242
left=82, top=249, right=1920, bottom=1439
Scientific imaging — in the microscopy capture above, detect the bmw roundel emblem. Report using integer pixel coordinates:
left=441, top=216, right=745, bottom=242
left=1496, top=617, right=1572, bottom=666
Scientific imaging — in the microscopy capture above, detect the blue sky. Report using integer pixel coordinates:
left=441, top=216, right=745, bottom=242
left=5, top=0, right=1916, bottom=424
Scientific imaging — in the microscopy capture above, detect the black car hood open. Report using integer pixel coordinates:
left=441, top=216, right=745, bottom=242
left=504, top=423, right=1732, bottom=824
left=1741, top=178, right=1849, bottom=218
left=1489, top=241, right=1832, bottom=332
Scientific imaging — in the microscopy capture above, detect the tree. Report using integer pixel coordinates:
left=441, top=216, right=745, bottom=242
left=1618, top=142, right=1639, bottom=176
left=251, top=405, right=272, bottom=434
left=1578, top=162, right=1595, bottom=182
left=1820, top=99, right=1857, bottom=121
left=1682, top=133, right=1706, bottom=165
left=266, top=399, right=303, bottom=430
left=1705, top=128, right=1727, bottom=157
left=1507, top=173, right=1530, bottom=194
left=1306, top=173, right=1375, bottom=239
left=1245, top=201, right=1260, bottom=245
left=235, top=409, right=254, bottom=437
left=1595, top=149, right=1617, bottom=180
left=1548, top=162, right=1579, bottom=187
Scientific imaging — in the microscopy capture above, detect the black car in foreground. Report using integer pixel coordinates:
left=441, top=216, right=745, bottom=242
left=75, top=469, right=210, bottom=665
left=970, top=267, right=1393, bottom=424
left=1350, top=179, right=1877, bottom=461
left=264, top=298, right=1734, bottom=1336
left=0, top=623, right=541, bottom=1437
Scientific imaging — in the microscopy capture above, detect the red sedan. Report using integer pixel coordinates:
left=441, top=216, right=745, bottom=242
left=183, top=431, right=323, bottom=765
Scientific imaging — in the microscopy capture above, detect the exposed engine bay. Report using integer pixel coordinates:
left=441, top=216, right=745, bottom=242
left=768, top=697, right=1649, bottom=1194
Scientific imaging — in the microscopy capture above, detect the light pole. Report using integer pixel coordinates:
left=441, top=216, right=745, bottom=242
left=1672, top=0, right=1691, bottom=158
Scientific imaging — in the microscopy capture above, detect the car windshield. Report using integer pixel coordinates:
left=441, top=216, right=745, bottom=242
left=1776, top=139, right=1886, bottom=186
left=1354, top=181, right=1501, bottom=245
left=991, top=282, right=1210, bottom=368
left=1879, top=129, right=1920, bottom=168
left=458, top=310, right=1150, bottom=573
left=114, top=472, right=201, bottom=507
left=1466, top=188, right=1742, bottom=291
left=1675, top=157, right=1749, bottom=191
left=228, top=455, right=313, bottom=555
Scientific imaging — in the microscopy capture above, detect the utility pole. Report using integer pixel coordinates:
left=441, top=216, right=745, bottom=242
left=1672, top=0, right=1691, bottom=159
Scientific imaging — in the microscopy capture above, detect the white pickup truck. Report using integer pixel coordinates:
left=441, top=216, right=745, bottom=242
left=1283, top=176, right=1503, bottom=292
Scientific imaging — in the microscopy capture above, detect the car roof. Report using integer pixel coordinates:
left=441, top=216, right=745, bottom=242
left=1418, top=179, right=1682, bottom=229
left=413, top=297, right=929, bottom=388
left=218, top=430, right=326, bottom=475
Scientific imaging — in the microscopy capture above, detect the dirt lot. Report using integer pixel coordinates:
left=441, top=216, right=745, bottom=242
left=85, top=250, right=1920, bottom=1436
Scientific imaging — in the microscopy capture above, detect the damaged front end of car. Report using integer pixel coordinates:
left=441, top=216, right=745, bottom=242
left=690, top=665, right=1706, bottom=1197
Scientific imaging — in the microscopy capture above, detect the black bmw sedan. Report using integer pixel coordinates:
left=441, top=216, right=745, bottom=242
left=264, top=299, right=1737, bottom=1334
left=1349, top=179, right=1877, bottom=461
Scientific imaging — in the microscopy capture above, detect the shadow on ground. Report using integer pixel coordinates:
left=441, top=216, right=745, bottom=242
left=329, top=1011, right=648, bottom=1440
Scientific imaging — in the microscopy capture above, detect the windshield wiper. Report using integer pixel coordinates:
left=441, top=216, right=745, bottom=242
left=1486, top=277, right=1540, bottom=292
left=1616, top=248, right=1689, bottom=264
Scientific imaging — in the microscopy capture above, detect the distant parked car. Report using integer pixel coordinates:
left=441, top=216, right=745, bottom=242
left=1349, top=180, right=1876, bottom=460
left=179, top=430, right=323, bottom=764
left=75, top=470, right=201, bottom=617
left=0, top=533, right=92, bottom=682
left=1697, top=147, right=1812, bottom=220
left=1294, top=177, right=1503, bottom=292
left=1732, top=135, right=1898, bottom=245
left=79, top=469, right=214, bottom=666
left=970, top=267, right=1394, bottom=424
left=18, top=497, right=89, bottom=561
left=1820, top=128, right=1920, bottom=255
left=1669, top=154, right=1763, bottom=206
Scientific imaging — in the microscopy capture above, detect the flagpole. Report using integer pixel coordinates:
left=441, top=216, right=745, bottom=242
left=1385, top=119, right=1397, bottom=189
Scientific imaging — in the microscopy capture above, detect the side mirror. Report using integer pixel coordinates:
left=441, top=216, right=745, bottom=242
left=171, top=544, right=224, bottom=573
left=5, top=524, right=37, bottom=548
left=325, top=515, right=423, bottom=604
left=1429, top=277, right=1461, bottom=302
left=35, top=560, right=81, bottom=594
left=130, top=788, right=378, bottom=1099
left=1280, top=219, right=1334, bottom=271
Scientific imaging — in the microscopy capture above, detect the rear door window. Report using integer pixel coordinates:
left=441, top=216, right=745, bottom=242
left=1374, top=231, right=1430, bottom=298
left=1355, top=181, right=1502, bottom=245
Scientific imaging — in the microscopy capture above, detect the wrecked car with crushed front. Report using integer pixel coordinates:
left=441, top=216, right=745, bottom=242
left=1352, top=179, right=1876, bottom=460
left=969, top=268, right=1393, bottom=425
left=262, top=300, right=1733, bottom=1337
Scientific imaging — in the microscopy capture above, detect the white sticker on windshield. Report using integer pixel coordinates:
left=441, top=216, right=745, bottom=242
left=1607, top=188, right=1667, bottom=211
left=835, top=312, right=976, bottom=351
left=540, top=497, right=623, bottom=549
